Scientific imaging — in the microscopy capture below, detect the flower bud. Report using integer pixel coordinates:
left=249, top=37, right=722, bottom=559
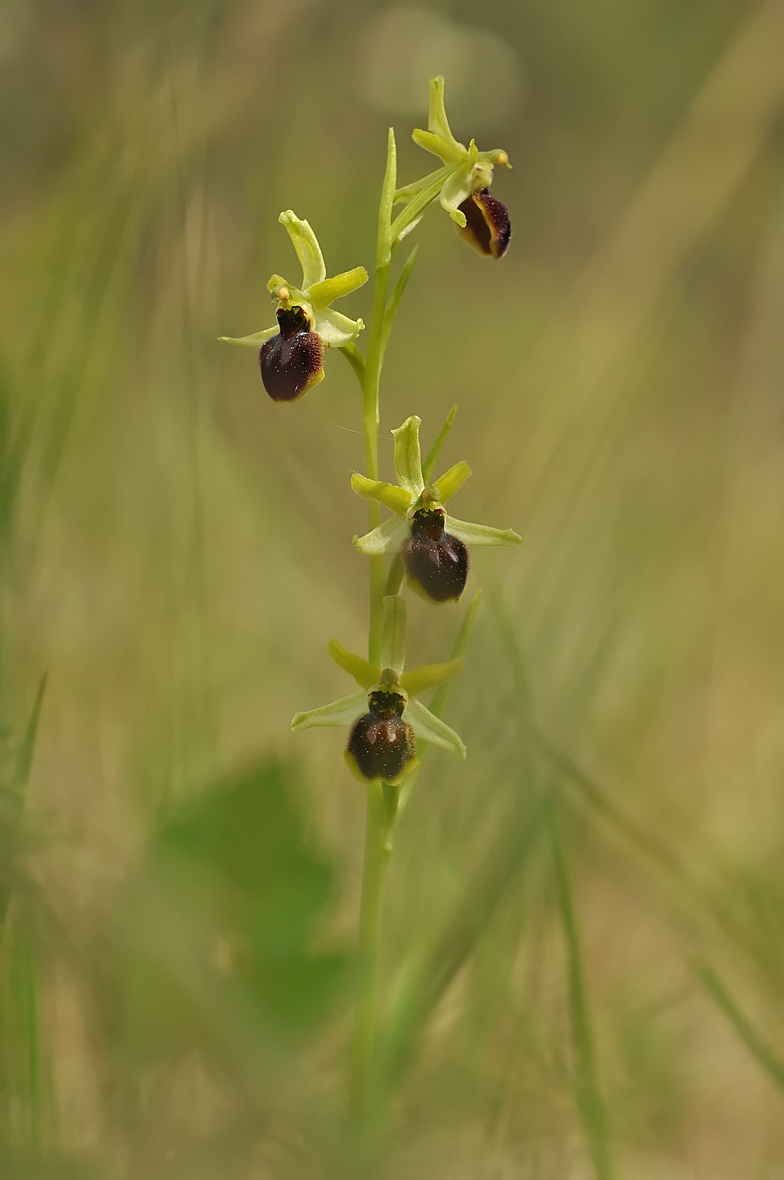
left=259, top=306, right=324, bottom=402
left=402, top=507, right=469, bottom=604
left=344, top=689, right=417, bottom=784
left=456, top=189, right=511, bottom=260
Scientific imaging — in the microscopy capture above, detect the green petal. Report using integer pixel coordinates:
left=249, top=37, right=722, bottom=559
left=313, top=306, right=365, bottom=347
left=353, top=514, right=410, bottom=557
left=432, top=460, right=471, bottom=503
left=392, top=416, right=425, bottom=496
left=380, top=595, right=406, bottom=675
left=439, top=167, right=474, bottom=226
left=279, top=210, right=327, bottom=290
left=308, top=267, right=368, bottom=309
left=327, top=640, right=380, bottom=690
left=219, top=326, right=278, bottom=347
left=291, top=690, right=366, bottom=731
left=445, top=515, right=522, bottom=547
left=350, top=474, right=412, bottom=516
left=411, top=128, right=464, bottom=165
left=399, top=658, right=464, bottom=698
left=404, top=697, right=466, bottom=761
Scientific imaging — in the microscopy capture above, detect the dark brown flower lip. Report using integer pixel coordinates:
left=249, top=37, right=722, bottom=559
left=456, top=189, right=511, bottom=260
left=259, top=328, right=324, bottom=402
left=345, top=707, right=417, bottom=784
left=402, top=514, right=469, bottom=604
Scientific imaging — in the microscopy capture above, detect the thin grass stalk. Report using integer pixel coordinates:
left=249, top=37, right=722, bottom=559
left=691, top=957, right=784, bottom=1092
left=549, top=803, right=614, bottom=1180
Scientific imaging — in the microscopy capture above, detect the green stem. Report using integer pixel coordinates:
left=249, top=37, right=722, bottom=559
left=362, top=257, right=391, bottom=667
left=350, top=782, right=392, bottom=1126
left=349, top=129, right=398, bottom=1143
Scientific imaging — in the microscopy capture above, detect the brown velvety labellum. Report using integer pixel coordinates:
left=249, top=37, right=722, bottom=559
left=346, top=690, right=416, bottom=784
left=456, top=189, right=511, bottom=259
left=402, top=508, right=469, bottom=604
left=259, top=306, right=324, bottom=402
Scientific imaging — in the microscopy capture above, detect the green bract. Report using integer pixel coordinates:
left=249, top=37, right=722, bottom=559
left=394, top=76, right=511, bottom=231
left=351, top=415, right=522, bottom=559
left=220, top=210, right=368, bottom=349
left=291, top=596, right=466, bottom=772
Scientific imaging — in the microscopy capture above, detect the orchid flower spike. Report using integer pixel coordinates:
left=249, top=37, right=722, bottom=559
left=396, top=77, right=511, bottom=259
left=291, top=596, right=465, bottom=784
left=220, top=211, right=368, bottom=401
left=352, top=415, right=522, bottom=604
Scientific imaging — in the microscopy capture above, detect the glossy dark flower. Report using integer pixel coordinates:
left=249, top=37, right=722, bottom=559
left=258, top=306, right=324, bottom=403
left=401, top=507, right=470, bottom=604
left=291, top=597, right=466, bottom=783
left=345, top=688, right=417, bottom=786
left=352, top=416, right=521, bottom=604
left=221, top=211, right=367, bottom=401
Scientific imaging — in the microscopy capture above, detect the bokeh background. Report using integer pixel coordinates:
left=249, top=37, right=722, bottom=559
left=2, top=0, right=784, bottom=1175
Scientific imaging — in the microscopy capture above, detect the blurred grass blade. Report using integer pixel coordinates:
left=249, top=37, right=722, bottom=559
left=427, top=589, right=481, bottom=719
left=380, top=791, right=546, bottom=1088
left=492, top=0, right=784, bottom=516
left=691, top=957, right=784, bottom=1092
left=0, top=676, right=47, bottom=930
left=11, top=676, right=47, bottom=797
left=550, top=803, right=614, bottom=1180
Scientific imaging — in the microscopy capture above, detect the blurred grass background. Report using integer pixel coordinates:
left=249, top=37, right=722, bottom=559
left=2, top=0, right=784, bottom=1175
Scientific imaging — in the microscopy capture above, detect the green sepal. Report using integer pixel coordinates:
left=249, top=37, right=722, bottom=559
left=351, top=474, right=412, bottom=516
left=327, top=640, right=380, bottom=690
left=353, top=514, right=409, bottom=557
left=427, top=76, right=462, bottom=151
left=392, top=416, right=425, bottom=496
left=308, top=267, right=368, bottom=309
left=445, top=516, right=523, bottom=547
left=432, top=460, right=471, bottom=503
left=380, top=595, right=406, bottom=675
left=404, top=697, right=466, bottom=761
left=291, top=691, right=366, bottom=731
left=399, top=658, right=464, bottom=698
left=313, top=307, right=365, bottom=346
left=219, top=327, right=278, bottom=347
left=278, top=210, right=326, bottom=290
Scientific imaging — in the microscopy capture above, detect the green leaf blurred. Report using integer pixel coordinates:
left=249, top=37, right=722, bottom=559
left=120, top=758, right=346, bottom=1069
